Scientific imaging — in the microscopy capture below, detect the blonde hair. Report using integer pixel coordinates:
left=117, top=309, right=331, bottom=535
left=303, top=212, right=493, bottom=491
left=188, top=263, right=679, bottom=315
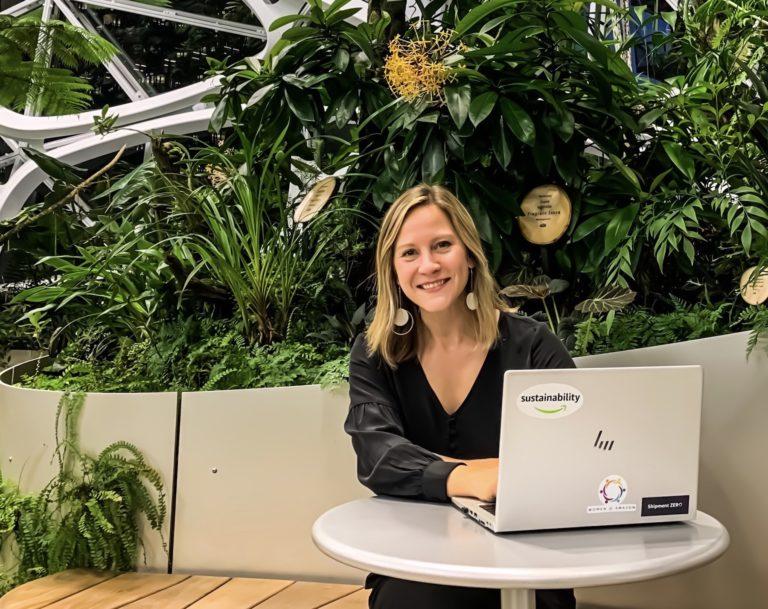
left=366, top=184, right=510, bottom=368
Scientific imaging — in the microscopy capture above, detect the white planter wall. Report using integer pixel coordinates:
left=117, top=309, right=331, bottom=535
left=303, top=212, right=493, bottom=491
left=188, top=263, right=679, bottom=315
left=3, top=350, right=42, bottom=369
left=171, top=384, right=370, bottom=582
left=573, top=331, right=768, bottom=609
left=0, top=361, right=176, bottom=572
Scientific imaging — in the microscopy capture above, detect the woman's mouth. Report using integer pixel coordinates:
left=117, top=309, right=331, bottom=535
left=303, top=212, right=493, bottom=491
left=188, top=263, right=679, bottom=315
left=417, top=278, right=450, bottom=292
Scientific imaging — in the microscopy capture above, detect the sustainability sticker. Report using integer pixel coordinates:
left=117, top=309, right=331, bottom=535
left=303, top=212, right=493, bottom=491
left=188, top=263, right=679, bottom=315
left=516, top=383, right=583, bottom=419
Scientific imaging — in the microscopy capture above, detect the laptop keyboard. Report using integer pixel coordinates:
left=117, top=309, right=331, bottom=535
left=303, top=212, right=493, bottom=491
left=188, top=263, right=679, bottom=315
left=479, top=503, right=496, bottom=515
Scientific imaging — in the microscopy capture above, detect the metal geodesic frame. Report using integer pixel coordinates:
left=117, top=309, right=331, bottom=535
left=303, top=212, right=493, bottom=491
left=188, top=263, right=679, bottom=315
left=0, top=0, right=367, bottom=220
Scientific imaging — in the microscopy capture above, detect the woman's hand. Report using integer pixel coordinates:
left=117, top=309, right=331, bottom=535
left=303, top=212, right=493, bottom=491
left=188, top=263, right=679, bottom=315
left=445, top=458, right=499, bottom=502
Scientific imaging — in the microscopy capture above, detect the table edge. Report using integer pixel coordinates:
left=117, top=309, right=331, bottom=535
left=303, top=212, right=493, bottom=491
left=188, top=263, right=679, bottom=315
left=312, top=505, right=730, bottom=590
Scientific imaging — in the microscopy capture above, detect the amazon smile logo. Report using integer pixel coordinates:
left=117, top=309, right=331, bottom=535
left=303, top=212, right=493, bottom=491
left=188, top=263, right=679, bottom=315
left=516, top=383, right=583, bottom=419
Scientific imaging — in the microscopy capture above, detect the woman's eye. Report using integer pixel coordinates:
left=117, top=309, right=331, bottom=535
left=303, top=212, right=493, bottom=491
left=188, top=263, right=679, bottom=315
left=436, top=241, right=451, bottom=249
left=402, top=249, right=416, bottom=257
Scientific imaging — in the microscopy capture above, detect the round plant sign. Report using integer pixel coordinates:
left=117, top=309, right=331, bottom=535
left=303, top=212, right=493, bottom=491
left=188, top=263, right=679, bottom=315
left=294, top=176, right=337, bottom=223
left=739, top=266, right=768, bottom=305
left=517, top=184, right=572, bottom=245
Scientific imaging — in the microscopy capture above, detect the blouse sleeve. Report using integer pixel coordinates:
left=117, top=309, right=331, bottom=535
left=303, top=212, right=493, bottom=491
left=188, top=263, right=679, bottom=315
left=344, top=334, right=464, bottom=502
left=530, top=321, right=577, bottom=369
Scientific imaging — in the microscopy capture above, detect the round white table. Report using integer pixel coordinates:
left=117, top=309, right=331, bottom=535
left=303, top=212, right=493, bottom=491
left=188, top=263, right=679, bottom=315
left=312, top=497, right=729, bottom=609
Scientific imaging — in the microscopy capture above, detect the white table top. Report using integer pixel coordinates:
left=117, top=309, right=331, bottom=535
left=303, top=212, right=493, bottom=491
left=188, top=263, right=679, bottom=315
left=312, top=497, right=729, bottom=589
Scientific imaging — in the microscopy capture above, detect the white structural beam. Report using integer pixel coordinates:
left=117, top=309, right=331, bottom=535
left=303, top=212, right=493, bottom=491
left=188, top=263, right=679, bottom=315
left=0, top=76, right=220, bottom=140
left=74, top=0, right=267, bottom=39
left=0, top=107, right=214, bottom=220
left=0, top=0, right=43, bottom=16
left=54, top=0, right=151, bottom=101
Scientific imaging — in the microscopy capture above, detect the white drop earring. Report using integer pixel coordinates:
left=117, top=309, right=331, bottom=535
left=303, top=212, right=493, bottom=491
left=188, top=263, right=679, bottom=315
left=466, top=267, right=478, bottom=311
left=393, top=287, right=414, bottom=335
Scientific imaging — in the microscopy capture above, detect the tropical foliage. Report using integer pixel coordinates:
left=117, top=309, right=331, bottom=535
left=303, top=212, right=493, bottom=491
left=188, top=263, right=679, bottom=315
left=19, top=319, right=352, bottom=392
left=0, top=14, right=116, bottom=114
left=0, top=392, right=165, bottom=595
left=209, top=0, right=767, bottom=305
left=1, top=0, right=767, bottom=385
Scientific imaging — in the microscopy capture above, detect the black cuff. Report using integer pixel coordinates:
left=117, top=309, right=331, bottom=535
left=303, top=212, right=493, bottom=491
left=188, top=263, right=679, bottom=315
left=422, top=460, right=466, bottom=502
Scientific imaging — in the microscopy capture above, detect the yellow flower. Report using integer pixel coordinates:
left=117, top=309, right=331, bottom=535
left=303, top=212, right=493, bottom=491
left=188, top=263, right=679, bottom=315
left=383, top=28, right=461, bottom=104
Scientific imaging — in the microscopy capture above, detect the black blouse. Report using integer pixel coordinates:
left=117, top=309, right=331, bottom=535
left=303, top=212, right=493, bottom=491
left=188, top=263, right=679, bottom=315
left=345, top=311, right=576, bottom=503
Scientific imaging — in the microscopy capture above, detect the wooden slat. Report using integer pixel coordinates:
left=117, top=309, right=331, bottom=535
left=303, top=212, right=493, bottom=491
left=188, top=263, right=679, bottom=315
left=43, top=573, right=189, bottom=609
left=253, top=582, right=361, bottom=609
left=120, top=576, right=230, bottom=609
left=0, top=570, right=116, bottom=609
left=186, top=578, right=294, bottom=609
left=321, top=589, right=370, bottom=609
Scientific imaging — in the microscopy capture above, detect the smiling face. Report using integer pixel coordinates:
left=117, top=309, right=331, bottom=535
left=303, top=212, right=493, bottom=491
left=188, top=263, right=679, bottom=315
left=393, top=203, right=474, bottom=314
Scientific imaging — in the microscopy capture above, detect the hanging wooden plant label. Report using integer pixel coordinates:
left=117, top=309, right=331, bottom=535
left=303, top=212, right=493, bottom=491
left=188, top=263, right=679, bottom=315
left=294, top=176, right=337, bottom=223
left=739, top=266, right=768, bottom=305
left=517, top=184, right=572, bottom=245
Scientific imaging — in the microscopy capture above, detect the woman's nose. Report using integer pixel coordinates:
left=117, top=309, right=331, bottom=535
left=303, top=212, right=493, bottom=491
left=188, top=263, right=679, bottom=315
left=418, top=252, right=440, bottom=273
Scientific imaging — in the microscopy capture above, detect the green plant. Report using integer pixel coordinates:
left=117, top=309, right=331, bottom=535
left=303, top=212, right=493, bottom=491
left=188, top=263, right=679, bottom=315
left=17, top=318, right=351, bottom=392
left=215, top=0, right=648, bottom=278
left=500, top=275, right=570, bottom=332
left=0, top=13, right=116, bottom=114
left=166, top=135, right=365, bottom=343
left=0, top=392, right=165, bottom=595
left=567, top=297, right=741, bottom=356
left=212, top=0, right=767, bottom=315
left=581, top=0, right=768, bottom=292
left=11, top=127, right=371, bottom=348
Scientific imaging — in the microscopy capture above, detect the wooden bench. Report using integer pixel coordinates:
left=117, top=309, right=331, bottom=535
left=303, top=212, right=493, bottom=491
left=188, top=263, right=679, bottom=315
left=0, top=570, right=370, bottom=609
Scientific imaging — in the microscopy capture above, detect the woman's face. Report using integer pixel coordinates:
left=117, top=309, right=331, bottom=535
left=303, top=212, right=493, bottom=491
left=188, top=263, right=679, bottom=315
left=393, top=204, right=473, bottom=314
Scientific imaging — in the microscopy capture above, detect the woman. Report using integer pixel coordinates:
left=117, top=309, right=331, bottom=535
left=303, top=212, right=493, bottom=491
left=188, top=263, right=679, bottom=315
left=345, top=184, right=576, bottom=609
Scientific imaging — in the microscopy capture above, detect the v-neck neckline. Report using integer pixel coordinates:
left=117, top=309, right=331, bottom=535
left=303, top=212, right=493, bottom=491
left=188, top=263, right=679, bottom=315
left=416, top=346, right=493, bottom=418
left=414, top=311, right=505, bottom=418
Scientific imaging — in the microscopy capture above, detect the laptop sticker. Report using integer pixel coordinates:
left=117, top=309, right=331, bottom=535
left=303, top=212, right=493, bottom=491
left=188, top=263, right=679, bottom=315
left=641, top=495, right=690, bottom=516
left=587, top=475, right=637, bottom=513
left=516, top=383, right=583, bottom=419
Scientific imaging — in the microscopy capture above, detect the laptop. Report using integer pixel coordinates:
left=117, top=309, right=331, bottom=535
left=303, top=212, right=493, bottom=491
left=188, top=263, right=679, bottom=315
left=452, top=366, right=703, bottom=532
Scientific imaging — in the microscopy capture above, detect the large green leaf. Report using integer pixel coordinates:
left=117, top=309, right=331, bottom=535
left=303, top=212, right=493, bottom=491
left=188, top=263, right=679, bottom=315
left=23, top=147, right=87, bottom=186
left=284, top=87, right=314, bottom=122
left=245, top=83, right=275, bottom=108
left=445, top=84, right=471, bottom=129
left=269, top=14, right=307, bottom=31
left=469, top=91, right=498, bottom=127
left=421, top=134, right=445, bottom=182
left=324, top=0, right=354, bottom=18
left=491, top=117, right=511, bottom=168
left=327, top=7, right=363, bottom=26
left=604, top=203, right=639, bottom=253
left=571, top=209, right=615, bottom=242
left=607, top=153, right=642, bottom=191
left=453, top=0, right=523, bottom=38
left=499, top=98, right=535, bottom=146
left=554, top=106, right=575, bottom=142
left=662, top=141, right=696, bottom=181
left=575, top=286, right=636, bottom=313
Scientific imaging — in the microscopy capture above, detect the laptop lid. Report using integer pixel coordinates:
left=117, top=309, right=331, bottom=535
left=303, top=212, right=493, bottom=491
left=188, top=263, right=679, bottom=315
left=494, top=366, right=702, bottom=532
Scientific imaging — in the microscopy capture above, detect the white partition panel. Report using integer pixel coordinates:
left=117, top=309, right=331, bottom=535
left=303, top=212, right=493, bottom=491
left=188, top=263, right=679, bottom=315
left=574, top=331, right=768, bottom=609
left=173, top=385, right=370, bottom=582
left=0, top=362, right=176, bottom=572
